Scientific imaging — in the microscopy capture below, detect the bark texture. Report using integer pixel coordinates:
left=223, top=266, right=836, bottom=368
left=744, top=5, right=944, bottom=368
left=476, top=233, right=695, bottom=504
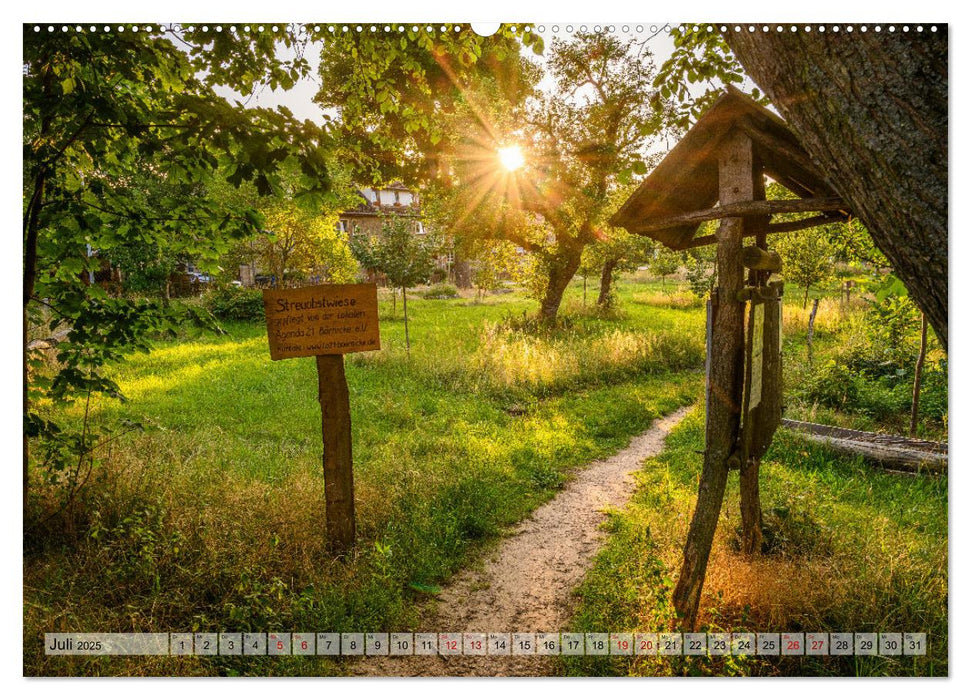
left=725, top=28, right=948, bottom=350
left=538, top=249, right=583, bottom=323
left=597, top=258, right=619, bottom=307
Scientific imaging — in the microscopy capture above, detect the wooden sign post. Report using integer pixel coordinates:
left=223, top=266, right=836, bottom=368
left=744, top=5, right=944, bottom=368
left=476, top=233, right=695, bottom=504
left=262, top=283, right=380, bottom=554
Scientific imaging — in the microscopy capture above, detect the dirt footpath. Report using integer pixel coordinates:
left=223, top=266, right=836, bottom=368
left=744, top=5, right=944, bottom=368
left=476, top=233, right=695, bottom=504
left=354, top=406, right=690, bottom=677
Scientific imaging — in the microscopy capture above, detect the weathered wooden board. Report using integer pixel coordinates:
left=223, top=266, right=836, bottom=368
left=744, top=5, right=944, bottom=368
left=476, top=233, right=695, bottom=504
left=741, top=282, right=783, bottom=462
left=262, top=283, right=380, bottom=360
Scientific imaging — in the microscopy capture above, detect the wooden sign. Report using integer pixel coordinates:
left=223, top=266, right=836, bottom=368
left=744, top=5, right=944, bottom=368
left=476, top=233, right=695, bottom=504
left=261, top=283, right=381, bottom=554
left=262, top=283, right=380, bottom=361
left=748, top=303, right=765, bottom=411
left=741, top=282, right=784, bottom=463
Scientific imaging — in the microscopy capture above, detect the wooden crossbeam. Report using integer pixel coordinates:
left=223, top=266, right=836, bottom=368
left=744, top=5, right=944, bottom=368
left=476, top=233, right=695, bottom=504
left=631, top=196, right=847, bottom=236
left=674, top=214, right=843, bottom=250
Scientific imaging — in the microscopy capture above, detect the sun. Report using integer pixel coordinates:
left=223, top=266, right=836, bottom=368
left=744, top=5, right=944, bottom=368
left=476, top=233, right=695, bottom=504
left=497, top=145, right=525, bottom=172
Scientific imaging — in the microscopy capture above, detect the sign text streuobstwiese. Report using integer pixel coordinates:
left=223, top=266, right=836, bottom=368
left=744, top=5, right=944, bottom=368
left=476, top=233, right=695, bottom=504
left=262, top=283, right=380, bottom=360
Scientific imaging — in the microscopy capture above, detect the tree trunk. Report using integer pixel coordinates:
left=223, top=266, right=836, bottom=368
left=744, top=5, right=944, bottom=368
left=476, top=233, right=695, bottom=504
left=910, top=313, right=928, bottom=437
left=582, top=276, right=587, bottom=306
left=597, top=258, right=619, bottom=308
left=807, top=297, right=820, bottom=368
left=725, top=28, right=948, bottom=351
left=23, top=60, right=56, bottom=514
left=672, top=132, right=751, bottom=629
left=402, top=287, right=410, bottom=353
left=453, top=258, right=472, bottom=289
left=538, top=251, right=582, bottom=324
left=23, top=170, right=46, bottom=515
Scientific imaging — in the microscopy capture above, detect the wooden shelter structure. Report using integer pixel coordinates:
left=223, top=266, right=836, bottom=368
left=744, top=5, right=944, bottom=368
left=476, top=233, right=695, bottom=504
left=611, top=86, right=852, bottom=628
left=612, top=86, right=850, bottom=246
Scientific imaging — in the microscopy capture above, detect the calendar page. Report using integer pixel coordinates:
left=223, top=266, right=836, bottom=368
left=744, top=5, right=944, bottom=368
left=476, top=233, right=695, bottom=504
left=20, top=5, right=950, bottom=686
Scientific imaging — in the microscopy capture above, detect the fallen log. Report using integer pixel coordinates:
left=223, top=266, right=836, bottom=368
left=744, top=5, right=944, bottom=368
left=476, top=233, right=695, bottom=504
left=781, top=418, right=947, bottom=474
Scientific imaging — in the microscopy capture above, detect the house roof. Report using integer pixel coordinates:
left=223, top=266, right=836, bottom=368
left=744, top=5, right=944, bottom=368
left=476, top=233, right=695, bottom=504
left=610, top=86, right=848, bottom=249
left=341, top=184, right=421, bottom=217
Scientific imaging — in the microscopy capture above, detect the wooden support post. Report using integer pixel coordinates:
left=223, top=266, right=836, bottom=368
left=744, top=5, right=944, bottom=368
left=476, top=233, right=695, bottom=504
left=672, top=131, right=751, bottom=628
left=739, top=168, right=768, bottom=557
left=316, top=354, right=356, bottom=553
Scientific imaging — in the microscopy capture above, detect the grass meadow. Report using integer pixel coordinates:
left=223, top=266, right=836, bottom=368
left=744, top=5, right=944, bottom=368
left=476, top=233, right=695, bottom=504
left=25, top=277, right=704, bottom=675
left=24, top=274, right=947, bottom=676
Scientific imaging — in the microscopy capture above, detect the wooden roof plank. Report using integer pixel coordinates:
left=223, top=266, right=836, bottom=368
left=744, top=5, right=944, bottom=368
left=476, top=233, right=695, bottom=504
left=611, top=86, right=851, bottom=248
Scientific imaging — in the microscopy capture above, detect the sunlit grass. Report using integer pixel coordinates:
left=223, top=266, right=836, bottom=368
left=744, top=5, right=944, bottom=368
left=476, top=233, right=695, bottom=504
left=563, top=407, right=947, bottom=677
left=25, top=277, right=705, bottom=676
left=25, top=275, right=946, bottom=676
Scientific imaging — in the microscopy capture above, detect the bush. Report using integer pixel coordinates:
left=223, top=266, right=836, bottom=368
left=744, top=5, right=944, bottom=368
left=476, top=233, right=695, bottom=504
left=203, top=286, right=264, bottom=322
left=421, top=283, right=459, bottom=300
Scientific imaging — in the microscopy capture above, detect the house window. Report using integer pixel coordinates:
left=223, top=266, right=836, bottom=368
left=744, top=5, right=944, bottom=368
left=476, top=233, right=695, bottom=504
left=415, top=221, right=425, bottom=235
left=336, top=220, right=349, bottom=233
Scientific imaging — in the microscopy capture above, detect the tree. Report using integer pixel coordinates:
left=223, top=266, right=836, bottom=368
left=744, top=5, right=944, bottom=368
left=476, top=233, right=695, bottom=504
left=775, top=227, right=836, bottom=307
left=649, top=246, right=682, bottom=289
left=464, top=239, right=519, bottom=301
left=314, top=24, right=542, bottom=186
left=96, top=169, right=207, bottom=297
left=577, top=247, right=600, bottom=306
left=209, top=161, right=360, bottom=287
left=256, top=202, right=357, bottom=287
left=349, top=215, right=439, bottom=352
left=682, top=246, right=717, bottom=300
left=440, top=31, right=670, bottom=323
left=658, top=25, right=948, bottom=351
left=584, top=229, right=655, bottom=309
left=585, top=181, right=657, bottom=309
left=23, top=24, right=333, bottom=508
left=521, top=32, right=669, bottom=322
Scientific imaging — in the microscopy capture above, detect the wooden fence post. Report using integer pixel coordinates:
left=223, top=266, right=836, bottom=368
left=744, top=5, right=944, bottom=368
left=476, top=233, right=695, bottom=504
left=316, top=354, right=356, bottom=553
left=672, top=131, right=751, bottom=628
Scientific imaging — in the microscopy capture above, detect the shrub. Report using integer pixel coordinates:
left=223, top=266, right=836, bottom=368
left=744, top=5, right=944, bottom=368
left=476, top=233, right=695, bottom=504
left=421, top=283, right=459, bottom=300
left=203, top=286, right=265, bottom=322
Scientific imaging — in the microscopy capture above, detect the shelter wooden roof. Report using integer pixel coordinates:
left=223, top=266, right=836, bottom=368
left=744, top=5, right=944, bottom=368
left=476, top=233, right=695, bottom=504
left=610, top=86, right=849, bottom=249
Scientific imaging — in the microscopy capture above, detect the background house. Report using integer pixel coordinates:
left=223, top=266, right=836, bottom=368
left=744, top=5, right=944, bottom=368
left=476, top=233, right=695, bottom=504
left=340, top=183, right=463, bottom=286
left=338, top=182, right=425, bottom=237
